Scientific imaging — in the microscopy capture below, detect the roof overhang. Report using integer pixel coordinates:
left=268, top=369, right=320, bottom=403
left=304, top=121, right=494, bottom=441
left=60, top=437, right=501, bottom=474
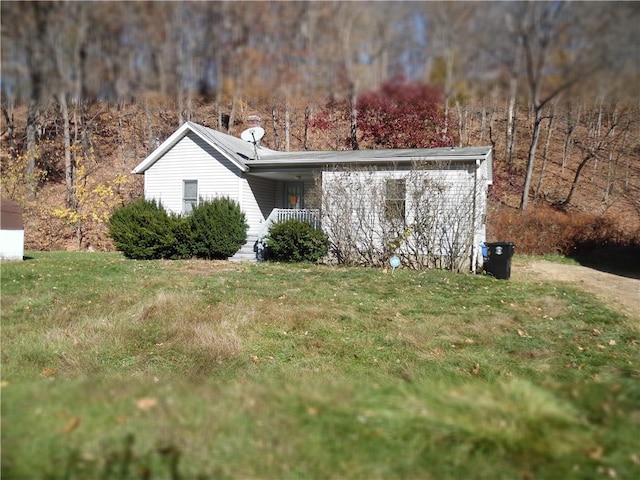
left=246, top=147, right=493, bottom=181
left=132, top=121, right=251, bottom=174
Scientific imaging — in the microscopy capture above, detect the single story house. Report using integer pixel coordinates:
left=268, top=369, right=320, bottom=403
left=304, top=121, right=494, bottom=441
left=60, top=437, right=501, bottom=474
left=132, top=121, right=493, bottom=271
left=1, top=197, right=25, bottom=261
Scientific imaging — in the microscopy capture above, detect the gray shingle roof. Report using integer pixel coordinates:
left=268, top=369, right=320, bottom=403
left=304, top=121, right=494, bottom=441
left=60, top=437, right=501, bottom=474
left=133, top=122, right=492, bottom=177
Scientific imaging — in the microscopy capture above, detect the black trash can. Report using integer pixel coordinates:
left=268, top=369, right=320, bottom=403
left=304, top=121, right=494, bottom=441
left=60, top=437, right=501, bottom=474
left=484, top=242, right=515, bottom=279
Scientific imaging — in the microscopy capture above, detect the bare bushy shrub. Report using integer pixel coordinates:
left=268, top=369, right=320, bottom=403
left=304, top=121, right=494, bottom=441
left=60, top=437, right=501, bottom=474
left=319, top=162, right=487, bottom=272
left=489, top=205, right=639, bottom=255
left=404, top=167, right=481, bottom=272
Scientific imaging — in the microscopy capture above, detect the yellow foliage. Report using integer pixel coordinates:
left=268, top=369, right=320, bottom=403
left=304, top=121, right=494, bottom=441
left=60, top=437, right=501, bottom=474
left=52, top=152, right=134, bottom=236
left=52, top=207, right=81, bottom=224
left=0, top=149, right=47, bottom=202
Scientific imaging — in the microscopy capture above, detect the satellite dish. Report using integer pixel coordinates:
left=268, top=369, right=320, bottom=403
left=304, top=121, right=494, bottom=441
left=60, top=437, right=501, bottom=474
left=240, top=127, right=265, bottom=160
left=241, top=127, right=265, bottom=143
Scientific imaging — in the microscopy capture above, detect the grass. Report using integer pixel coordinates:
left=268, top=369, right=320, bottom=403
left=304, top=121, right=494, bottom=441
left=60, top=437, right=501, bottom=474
left=1, top=252, right=639, bottom=479
left=518, top=253, right=581, bottom=265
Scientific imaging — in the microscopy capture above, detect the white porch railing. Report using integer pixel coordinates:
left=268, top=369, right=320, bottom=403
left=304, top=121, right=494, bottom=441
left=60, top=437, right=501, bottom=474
left=257, top=208, right=321, bottom=240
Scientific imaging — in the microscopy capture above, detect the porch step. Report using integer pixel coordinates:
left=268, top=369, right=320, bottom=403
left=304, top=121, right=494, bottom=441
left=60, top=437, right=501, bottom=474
left=229, top=235, right=258, bottom=262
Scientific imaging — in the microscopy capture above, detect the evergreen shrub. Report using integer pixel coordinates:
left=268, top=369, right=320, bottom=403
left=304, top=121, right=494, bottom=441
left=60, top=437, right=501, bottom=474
left=189, top=197, right=248, bottom=259
left=267, top=219, right=329, bottom=262
left=108, top=199, right=191, bottom=259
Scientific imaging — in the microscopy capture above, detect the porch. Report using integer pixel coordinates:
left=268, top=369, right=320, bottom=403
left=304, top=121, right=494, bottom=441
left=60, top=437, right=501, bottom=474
left=231, top=208, right=321, bottom=262
left=257, top=208, right=321, bottom=240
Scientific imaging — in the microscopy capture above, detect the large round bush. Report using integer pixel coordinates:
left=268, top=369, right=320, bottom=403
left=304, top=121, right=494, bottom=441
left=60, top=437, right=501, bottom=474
left=189, top=197, right=248, bottom=259
left=108, top=199, right=191, bottom=259
left=267, top=219, right=329, bottom=262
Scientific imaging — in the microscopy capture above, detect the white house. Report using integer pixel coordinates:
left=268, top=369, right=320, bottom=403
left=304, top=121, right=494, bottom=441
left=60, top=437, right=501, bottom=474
left=132, top=121, right=492, bottom=271
left=1, top=197, right=25, bottom=261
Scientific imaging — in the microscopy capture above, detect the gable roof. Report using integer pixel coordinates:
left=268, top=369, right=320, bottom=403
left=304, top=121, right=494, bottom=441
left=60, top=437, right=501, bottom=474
left=132, top=122, right=492, bottom=181
left=132, top=121, right=277, bottom=174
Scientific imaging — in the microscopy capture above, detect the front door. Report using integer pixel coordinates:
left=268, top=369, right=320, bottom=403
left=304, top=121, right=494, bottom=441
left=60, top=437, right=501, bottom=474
left=284, top=182, right=303, bottom=209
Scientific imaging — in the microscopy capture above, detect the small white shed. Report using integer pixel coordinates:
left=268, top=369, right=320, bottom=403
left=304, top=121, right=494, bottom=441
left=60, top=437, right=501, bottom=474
left=1, top=198, right=25, bottom=261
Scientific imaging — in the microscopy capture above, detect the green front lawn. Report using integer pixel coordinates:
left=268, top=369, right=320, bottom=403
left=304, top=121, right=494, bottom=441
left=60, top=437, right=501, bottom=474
left=2, top=252, right=638, bottom=479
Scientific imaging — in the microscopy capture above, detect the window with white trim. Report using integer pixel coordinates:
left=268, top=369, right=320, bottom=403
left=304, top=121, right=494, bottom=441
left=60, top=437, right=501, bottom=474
left=183, top=180, right=198, bottom=214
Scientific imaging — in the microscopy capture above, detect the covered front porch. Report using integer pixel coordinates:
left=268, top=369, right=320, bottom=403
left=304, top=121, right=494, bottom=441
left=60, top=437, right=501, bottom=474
left=245, top=165, right=321, bottom=234
left=256, top=208, right=321, bottom=240
left=231, top=208, right=321, bottom=262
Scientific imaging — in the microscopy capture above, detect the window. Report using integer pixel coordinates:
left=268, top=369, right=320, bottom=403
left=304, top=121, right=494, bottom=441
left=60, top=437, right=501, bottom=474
left=385, top=178, right=406, bottom=222
left=284, top=182, right=303, bottom=209
left=183, top=180, right=198, bottom=214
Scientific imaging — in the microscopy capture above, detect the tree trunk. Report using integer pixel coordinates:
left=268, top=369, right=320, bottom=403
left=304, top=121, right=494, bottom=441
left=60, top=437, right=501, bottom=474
left=604, top=128, right=628, bottom=205
left=1, top=106, right=16, bottom=158
left=59, top=92, right=75, bottom=208
left=73, top=106, right=81, bottom=180
left=443, top=100, right=450, bottom=141
left=534, top=108, right=555, bottom=201
left=349, top=83, right=359, bottom=150
left=143, top=94, right=155, bottom=150
left=177, top=91, right=185, bottom=125
left=479, top=102, right=487, bottom=143
left=505, top=46, right=521, bottom=165
left=285, top=102, right=291, bottom=152
left=455, top=99, right=465, bottom=147
left=603, top=150, right=614, bottom=205
left=25, top=99, right=39, bottom=200
left=117, top=101, right=126, bottom=174
left=77, top=35, right=91, bottom=157
left=216, top=51, right=223, bottom=130
left=562, top=102, right=580, bottom=171
left=303, top=106, right=311, bottom=151
left=563, top=154, right=593, bottom=207
left=227, top=92, right=238, bottom=135
left=271, top=105, right=281, bottom=150
left=506, top=92, right=518, bottom=165
left=186, top=88, right=193, bottom=122
left=590, top=98, right=604, bottom=180
left=520, top=106, right=543, bottom=211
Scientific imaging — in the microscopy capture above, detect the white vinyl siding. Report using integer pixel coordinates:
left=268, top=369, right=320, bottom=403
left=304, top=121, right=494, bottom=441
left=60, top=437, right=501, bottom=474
left=144, top=132, right=242, bottom=215
left=322, top=165, right=482, bottom=261
left=243, top=175, right=278, bottom=236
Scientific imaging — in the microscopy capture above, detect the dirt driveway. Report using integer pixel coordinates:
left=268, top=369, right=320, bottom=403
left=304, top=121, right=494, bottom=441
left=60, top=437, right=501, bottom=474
left=512, top=259, right=639, bottom=319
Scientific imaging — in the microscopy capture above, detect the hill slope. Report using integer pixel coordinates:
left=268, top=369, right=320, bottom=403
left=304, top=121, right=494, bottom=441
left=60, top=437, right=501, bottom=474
left=1, top=95, right=638, bottom=253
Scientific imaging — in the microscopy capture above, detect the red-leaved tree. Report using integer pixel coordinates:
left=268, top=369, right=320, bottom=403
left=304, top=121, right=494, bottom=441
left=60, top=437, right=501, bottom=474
left=310, top=78, right=455, bottom=149
left=358, top=79, right=455, bottom=148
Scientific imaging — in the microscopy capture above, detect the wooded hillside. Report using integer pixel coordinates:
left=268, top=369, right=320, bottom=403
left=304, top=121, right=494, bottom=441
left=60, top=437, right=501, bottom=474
left=1, top=1, right=638, bottom=253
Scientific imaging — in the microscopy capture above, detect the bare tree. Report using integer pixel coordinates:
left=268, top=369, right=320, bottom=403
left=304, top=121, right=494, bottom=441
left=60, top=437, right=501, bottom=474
left=508, top=1, right=635, bottom=210
left=50, top=2, right=88, bottom=208
left=22, top=2, right=55, bottom=199
left=562, top=100, right=634, bottom=207
left=561, top=100, right=581, bottom=172
left=426, top=3, right=478, bottom=146
left=534, top=100, right=557, bottom=202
